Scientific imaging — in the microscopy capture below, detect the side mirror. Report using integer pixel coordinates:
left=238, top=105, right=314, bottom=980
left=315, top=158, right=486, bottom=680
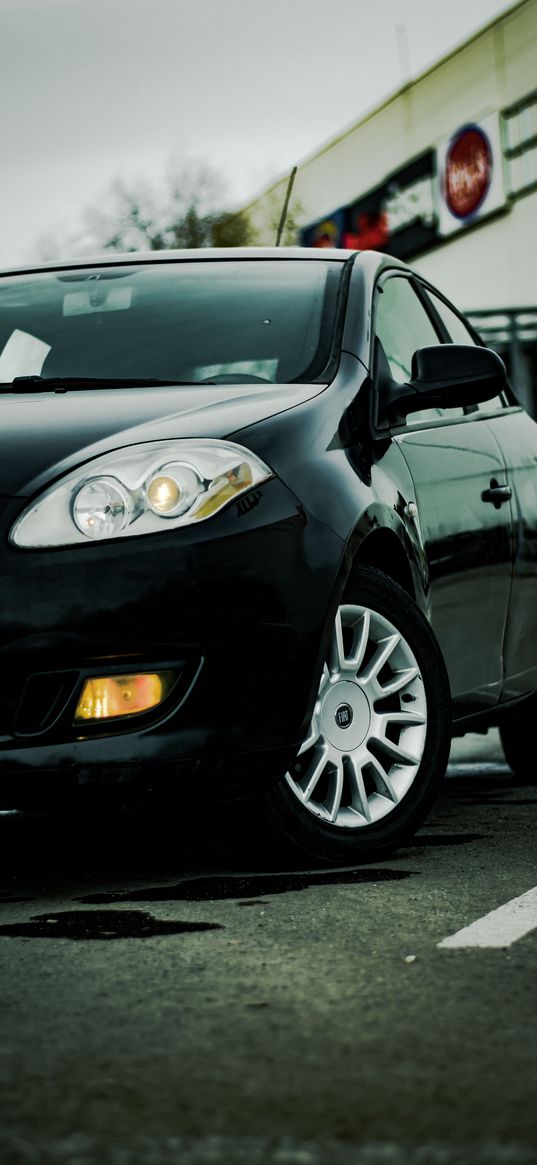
left=380, top=344, right=508, bottom=421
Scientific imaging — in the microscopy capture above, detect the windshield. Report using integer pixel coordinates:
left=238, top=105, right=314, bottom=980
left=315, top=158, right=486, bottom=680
left=0, top=259, right=345, bottom=386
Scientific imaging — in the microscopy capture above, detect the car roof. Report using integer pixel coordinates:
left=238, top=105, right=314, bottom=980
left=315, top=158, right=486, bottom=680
left=0, top=246, right=360, bottom=277
left=0, top=245, right=414, bottom=280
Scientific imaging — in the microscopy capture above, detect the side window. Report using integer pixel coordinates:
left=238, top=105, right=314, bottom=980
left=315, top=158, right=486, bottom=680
left=425, top=289, right=505, bottom=414
left=375, top=276, right=464, bottom=423
left=426, top=291, right=477, bottom=346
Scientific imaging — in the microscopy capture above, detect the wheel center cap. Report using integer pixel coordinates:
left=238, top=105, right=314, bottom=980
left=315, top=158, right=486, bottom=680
left=321, top=681, right=371, bottom=751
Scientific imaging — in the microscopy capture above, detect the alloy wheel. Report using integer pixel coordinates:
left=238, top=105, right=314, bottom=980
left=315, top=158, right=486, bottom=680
left=285, top=603, right=428, bottom=829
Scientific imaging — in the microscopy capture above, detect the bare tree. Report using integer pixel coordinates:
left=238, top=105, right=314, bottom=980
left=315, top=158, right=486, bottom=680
left=85, top=160, right=253, bottom=252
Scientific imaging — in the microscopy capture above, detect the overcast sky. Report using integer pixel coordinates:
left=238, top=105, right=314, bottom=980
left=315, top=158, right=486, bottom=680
left=0, top=0, right=515, bottom=268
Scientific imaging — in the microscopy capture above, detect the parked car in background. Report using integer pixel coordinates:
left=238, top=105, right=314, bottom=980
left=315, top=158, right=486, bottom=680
left=0, top=248, right=535, bottom=863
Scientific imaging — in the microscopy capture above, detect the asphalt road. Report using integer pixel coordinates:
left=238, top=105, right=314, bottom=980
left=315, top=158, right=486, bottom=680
left=0, top=730, right=536, bottom=1165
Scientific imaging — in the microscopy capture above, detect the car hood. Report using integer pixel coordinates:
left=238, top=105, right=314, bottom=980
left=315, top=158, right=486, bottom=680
left=0, top=381, right=325, bottom=496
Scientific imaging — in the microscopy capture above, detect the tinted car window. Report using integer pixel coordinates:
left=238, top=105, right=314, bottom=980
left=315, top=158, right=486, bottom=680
left=375, top=276, right=464, bottom=422
left=0, top=260, right=344, bottom=386
left=425, top=289, right=505, bottom=414
left=426, top=291, right=477, bottom=346
left=376, top=276, right=439, bottom=384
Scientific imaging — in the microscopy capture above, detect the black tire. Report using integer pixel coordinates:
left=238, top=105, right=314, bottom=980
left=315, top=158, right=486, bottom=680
left=257, top=565, right=452, bottom=865
left=499, top=694, right=537, bottom=780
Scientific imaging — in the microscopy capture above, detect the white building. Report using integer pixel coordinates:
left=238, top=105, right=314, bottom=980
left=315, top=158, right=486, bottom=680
left=243, top=0, right=537, bottom=409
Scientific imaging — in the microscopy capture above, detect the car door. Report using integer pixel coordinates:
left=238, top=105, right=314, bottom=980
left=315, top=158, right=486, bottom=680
left=423, top=286, right=537, bottom=701
left=475, top=405, right=537, bottom=700
left=373, top=271, right=513, bottom=714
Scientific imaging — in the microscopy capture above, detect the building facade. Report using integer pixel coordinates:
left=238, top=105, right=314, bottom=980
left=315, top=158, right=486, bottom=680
left=243, top=0, right=537, bottom=410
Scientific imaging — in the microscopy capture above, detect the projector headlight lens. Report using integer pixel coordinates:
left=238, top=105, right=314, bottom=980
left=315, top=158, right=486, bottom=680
left=145, top=464, right=202, bottom=517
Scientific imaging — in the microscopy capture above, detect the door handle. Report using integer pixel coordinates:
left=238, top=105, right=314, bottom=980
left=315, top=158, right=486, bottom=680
left=481, top=478, right=512, bottom=508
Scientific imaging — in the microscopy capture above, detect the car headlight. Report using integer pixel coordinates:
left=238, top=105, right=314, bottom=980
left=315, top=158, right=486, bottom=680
left=10, top=440, right=273, bottom=548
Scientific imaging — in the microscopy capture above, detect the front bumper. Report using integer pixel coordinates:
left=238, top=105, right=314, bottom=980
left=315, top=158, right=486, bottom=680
left=0, top=480, right=345, bottom=803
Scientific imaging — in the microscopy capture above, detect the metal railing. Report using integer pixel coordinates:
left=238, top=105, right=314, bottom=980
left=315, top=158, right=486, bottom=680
left=466, top=307, right=537, bottom=416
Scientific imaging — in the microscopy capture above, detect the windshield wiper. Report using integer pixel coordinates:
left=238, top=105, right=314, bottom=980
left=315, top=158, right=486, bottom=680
left=2, top=376, right=193, bottom=393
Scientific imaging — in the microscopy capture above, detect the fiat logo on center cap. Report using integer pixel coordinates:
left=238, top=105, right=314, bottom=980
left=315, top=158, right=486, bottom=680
left=335, top=703, right=353, bottom=729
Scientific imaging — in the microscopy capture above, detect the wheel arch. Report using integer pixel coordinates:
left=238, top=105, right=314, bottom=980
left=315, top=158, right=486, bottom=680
left=301, top=522, right=424, bottom=727
left=333, top=492, right=430, bottom=616
left=348, top=527, right=419, bottom=602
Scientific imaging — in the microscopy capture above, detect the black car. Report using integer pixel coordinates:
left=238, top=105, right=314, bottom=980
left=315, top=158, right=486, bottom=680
left=0, top=247, right=535, bottom=863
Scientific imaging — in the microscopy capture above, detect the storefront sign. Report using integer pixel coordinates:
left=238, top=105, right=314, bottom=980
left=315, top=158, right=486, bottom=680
left=384, top=174, right=435, bottom=236
left=300, top=115, right=507, bottom=256
left=436, top=114, right=506, bottom=236
left=300, top=152, right=437, bottom=259
left=300, top=209, right=346, bottom=249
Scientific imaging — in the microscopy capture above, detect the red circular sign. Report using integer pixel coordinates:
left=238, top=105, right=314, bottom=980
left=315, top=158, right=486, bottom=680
left=445, top=126, right=493, bottom=219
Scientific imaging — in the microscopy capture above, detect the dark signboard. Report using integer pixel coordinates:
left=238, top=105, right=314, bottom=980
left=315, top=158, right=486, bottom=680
left=300, top=151, right=438, bottom=259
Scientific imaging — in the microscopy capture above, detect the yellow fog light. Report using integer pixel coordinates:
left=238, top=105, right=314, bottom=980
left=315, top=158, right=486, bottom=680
left=74, top=671, right=174, bottom=723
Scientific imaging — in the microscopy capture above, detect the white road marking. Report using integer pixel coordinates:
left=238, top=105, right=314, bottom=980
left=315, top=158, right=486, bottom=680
left=438, top=886, right=537, bottom=949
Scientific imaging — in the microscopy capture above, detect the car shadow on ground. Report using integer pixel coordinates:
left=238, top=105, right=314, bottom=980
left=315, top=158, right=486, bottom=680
left=0, top=730, right=533, bottom=908
left=0, top=729, right=529, bottom=892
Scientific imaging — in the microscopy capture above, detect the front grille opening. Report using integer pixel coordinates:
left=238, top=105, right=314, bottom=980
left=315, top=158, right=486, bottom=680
left=14, top=672, right=79, bottom=736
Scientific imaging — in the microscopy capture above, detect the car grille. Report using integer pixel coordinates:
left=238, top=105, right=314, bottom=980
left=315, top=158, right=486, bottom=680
left=13, top=671, right=80, bottom=736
